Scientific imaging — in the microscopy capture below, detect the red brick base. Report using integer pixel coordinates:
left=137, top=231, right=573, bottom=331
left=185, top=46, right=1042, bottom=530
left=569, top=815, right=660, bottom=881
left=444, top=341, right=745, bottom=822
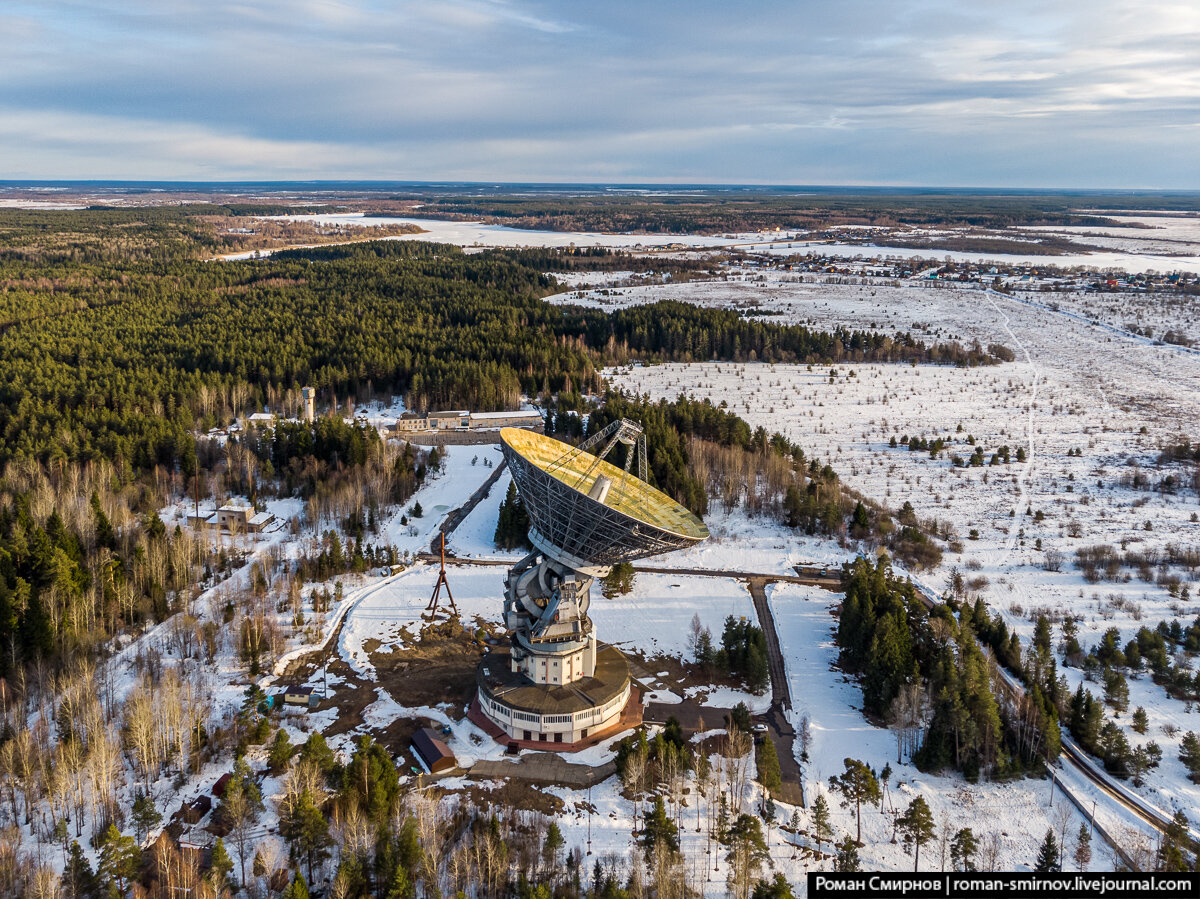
left=468, top=688, right=643, bottom=753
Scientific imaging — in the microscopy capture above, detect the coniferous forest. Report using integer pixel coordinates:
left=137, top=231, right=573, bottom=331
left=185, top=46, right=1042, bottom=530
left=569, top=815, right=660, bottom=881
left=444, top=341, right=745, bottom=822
left=0, top=206, right=976, bottom=677
left=0, top=206, right=1015, bottom=896
left=0, top=208, right=1003, bottom=473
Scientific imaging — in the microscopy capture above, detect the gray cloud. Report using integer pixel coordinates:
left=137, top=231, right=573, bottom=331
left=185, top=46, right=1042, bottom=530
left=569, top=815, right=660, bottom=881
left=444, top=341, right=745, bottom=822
left=0, top=0, right=1197, bottom=185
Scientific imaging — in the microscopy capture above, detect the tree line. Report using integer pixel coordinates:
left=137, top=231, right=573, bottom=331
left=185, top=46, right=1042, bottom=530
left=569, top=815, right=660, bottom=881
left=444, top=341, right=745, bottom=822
left=837, top=556, right=1058, bottom=782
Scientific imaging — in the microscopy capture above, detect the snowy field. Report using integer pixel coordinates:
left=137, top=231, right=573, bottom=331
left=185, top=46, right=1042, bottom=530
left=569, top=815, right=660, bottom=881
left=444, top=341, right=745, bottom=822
left=331, top=566, right=1123, bottom=878
left=607, top=273, right=1200, bottom=822
left=730, top=240, right=1200, bottom=274
left=556, top=268, right=1200, bottom=349
left=331, top=564, right=1107, bottom=881
left=262, top=213, right=733, bottom=250
left=59, top=237, right=1200, bottom=881
left=1028, top=213, right=1200, bottom=258
left=228, top=212, right=1200, bottom=273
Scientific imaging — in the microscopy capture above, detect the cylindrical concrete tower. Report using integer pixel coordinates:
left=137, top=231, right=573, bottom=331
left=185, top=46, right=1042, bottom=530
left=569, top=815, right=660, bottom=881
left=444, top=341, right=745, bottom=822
left=301, top=387, right=316, bottom=423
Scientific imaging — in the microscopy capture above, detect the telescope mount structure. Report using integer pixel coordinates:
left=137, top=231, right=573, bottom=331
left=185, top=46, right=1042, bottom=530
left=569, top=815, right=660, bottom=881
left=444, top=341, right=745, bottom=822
left=472, top=420, right=708, bottom=750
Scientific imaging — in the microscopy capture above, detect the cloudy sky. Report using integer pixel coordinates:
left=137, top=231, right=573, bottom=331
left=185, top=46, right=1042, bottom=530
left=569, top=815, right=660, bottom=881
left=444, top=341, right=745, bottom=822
left=2, top=0, right=1198, bottom=187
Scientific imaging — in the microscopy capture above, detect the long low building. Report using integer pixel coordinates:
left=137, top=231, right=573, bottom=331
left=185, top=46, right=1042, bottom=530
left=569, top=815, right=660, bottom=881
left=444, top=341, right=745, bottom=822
left=394, top=409, right=543, bottom=434
left=466, top=410, right=543, bottom=430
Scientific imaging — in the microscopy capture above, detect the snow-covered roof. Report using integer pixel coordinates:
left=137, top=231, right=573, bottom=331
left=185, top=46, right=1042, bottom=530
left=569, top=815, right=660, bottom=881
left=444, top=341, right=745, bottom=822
left=469, top=410, right=542, bottom=421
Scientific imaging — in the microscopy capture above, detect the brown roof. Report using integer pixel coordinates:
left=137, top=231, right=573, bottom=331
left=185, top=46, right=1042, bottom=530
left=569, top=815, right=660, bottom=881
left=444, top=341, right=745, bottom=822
left=475, top=643, right=629, bottom=715
left=411, top=727, right=456, bottom=774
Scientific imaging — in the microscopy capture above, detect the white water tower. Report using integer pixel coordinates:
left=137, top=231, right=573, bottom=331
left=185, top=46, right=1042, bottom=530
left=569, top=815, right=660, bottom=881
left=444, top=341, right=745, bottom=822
left=301, top=387, right=316, bottom=423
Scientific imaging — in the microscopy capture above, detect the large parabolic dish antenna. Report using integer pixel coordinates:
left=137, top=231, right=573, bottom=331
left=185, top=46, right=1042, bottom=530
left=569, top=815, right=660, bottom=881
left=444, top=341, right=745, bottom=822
left=500, top=426, right=708, bottom=576
left=474, top=420, right=710, bottom=750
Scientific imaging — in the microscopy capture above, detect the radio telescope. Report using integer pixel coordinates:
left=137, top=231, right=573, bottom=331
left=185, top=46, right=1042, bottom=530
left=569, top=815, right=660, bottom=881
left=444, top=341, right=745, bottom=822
left=473, top=419, right=708, bottom=749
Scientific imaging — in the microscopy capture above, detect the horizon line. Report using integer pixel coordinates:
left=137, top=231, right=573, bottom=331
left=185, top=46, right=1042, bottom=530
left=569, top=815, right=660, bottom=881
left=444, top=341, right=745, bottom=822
left=2, top=179, right=1199, bottom=196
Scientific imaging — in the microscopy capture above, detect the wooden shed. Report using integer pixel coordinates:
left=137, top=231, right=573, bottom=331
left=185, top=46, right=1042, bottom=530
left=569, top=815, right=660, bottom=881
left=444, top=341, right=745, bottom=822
left=411, top=727, right=457, bottom=774
left=181, top=794, right=211, bottom=824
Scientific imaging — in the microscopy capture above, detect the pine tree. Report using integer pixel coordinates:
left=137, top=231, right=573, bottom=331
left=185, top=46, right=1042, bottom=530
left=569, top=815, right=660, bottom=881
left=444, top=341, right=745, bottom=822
left=812, top=794, right=833, bottom=854
left=1132, top=707, right=1149, bottom=734
left=299, top=731, right=338, bottom=776
left=97, top=826, right=141, bottom=893
left=755, top=735, right=782, bottom=797
left=897, top=796, right=936, bottom=872
left=343, top=734, right=399, bottom=822
left=724, top=814, right=769, bottom=899
left=851, top=501, right=870, bottom=536
left=829, top=758, right=880, bottom=843
left=751, top=873, right=795, bottom=899
left=268, top=728, right=295, bottom=774
left=640, top=796, right=679, bottom=861
left=834, top=836, right=861, bottom=872
left=601, top=561, right=636, bottom=597
left=281, top=790, right=332, bottom=884
left=130, top=790, right=161, bottom=843
left=1179, top=731, right=1200, bottom=782
left=1157, top=811, right=1191, bottom=872
left=1073, top=823, right=1092, bottom=871
left=493, top=481, right=530, bottom=550
left=1103, top=668, right=1129, bottom=713
left=747, top=645, right=770, bottom=695
left=281, top=871, right=311, bottom=899
left=543, top=821, right=566, bottom=876
left=384, top=864, right=414, bottom=899
left=1034, top=829, right=1060, bottom=872
left=950, top=828, right=978, bottom=872
left=61, top=841, right=98, bottom=899
left=210, top=838, right=235, bottom=890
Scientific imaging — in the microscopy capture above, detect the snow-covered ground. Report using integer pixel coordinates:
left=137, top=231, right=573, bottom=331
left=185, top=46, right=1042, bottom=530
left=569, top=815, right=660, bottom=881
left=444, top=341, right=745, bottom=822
left=44, top=239, right=1200, bottom=883
left=446, top=469, right=520, bottom=561
left=220, top=211, right=1200, bottom=273
left=640, top=504, right=846, bottom=575
left=730, top=241, right=1200, bottom=274
left=260, top=213, right=734, bottom=251
left=769, top=583, right=1113, bottom=872
left=338, top=562, right=765, bottom=711
left=382, top=444, right=507, bottom=557
left=606, top=274, right=1200, bottom=821
left=332, top=565, right=1119, bottom=880
left=556, top=270, right=1200, bottom=349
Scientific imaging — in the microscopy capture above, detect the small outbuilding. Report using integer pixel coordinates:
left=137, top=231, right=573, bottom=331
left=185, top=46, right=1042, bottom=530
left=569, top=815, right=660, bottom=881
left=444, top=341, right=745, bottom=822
left=411, top=727, right=457, bottom=774
left=212, top=772, right=232, bottom=799
left=181, top=794, right=212, bottom=824
left=279, top=685, right=318, bottom=709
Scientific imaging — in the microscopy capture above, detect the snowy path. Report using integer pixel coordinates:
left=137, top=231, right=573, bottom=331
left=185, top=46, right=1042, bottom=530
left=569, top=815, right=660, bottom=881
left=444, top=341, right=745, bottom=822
left=983, top=288, right=1041, bottom=554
